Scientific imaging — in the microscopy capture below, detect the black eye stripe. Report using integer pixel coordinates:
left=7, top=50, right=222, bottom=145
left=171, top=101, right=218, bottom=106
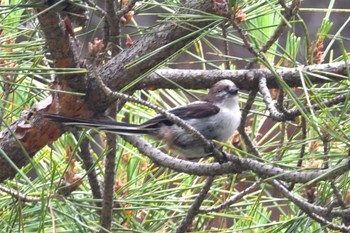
left=218, top=86, right=229, bottom=92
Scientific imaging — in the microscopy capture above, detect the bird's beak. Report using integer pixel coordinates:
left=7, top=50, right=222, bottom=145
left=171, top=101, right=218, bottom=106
left=228, top=86, right=239, bottom=95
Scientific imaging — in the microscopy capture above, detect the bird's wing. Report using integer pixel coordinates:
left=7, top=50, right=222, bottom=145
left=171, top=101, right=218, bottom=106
left=141, top=101, right=220, bottom=128
left=44, top=101, right=220, bottom=133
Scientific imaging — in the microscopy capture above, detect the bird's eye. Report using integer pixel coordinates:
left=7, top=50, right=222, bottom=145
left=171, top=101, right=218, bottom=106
left=218, top=87, right=226, bottom=93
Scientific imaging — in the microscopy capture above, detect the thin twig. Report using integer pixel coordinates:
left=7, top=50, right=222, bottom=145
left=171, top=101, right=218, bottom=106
left=238, top=89, right=260, bottom=158
left=115, top=0, right=140, bottom=20
left=175, top=176, right=215, bottom=233
left=221, top=22, right=231, bottom=70
left=309, top=212, right=350, bottom=233
left=105, top=0, right=120, bottom=54
left=231, top=21, right=259, bottom=58
left=83, top=0, right=106, bottom=18
left=330, top=182, right=347, bottom=209
left=245, top=0, right=301, bottom=69
left=269, top=179, right=328, bottom=216
left=238, top=87, right=258, bottom=132
left=0, top=185, right=43, bottom=202
left=74, top=132, right=103, bottom=202
left=0, top=88, right=11, bottom=127
left=258, top=76, right=292, bottom=120
left=100, top=105, right=118, bottom=232
left=47, top=201, right=57, bottom=233
left=286, top=92, right=349, bottom=120
left=272, top=122, right=286, bottom=161
left=258, top=75, right=346, bottom=122
left=323, top=132, right=330, bottom=169
left=274, top=179, right=350, bottom=232
left=329, top=181, right=350, bottom=227
left=199, top=179, right=262, bottom=213
left=260, top=0, right=300, bottom=54
left=288, top=117, right=306, bottom=190
left=278, top=0, right=287, bottom=8
left=276, top=88, right=287, bottom=112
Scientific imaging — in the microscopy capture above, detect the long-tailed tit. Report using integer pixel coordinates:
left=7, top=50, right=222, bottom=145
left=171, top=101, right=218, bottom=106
left=45, top=79, right=241, bottom=159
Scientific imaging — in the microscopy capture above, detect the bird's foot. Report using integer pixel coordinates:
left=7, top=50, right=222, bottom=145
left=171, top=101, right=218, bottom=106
left=215, top=151, right=228, bottom=164
left=205, top=142, right=228, bottom=164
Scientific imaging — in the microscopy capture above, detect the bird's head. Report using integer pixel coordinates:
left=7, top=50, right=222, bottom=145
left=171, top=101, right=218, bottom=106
left=204, top=79, right=239, bottom=108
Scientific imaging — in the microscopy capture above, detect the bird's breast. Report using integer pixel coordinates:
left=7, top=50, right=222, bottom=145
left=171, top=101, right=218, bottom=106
left=211, top=106, right=241, bottom=141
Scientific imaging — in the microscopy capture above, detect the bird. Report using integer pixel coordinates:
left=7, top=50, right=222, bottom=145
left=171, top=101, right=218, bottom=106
left=44, top=79, right=241, bottom=159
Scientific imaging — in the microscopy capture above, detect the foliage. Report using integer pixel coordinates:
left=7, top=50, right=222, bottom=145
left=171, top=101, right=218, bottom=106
left=1, top=0, right=350, bottom=232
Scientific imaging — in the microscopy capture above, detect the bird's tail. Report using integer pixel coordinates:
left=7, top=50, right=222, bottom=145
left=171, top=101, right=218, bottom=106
left=43, top=113, right=155, bottom=135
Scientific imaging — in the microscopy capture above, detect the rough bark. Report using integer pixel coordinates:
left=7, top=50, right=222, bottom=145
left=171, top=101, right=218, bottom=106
left=84, top=0, right=218, bottom=113
left=136, top=61, right=349, bottom=90
left=0, top=0, right=217, bottom=182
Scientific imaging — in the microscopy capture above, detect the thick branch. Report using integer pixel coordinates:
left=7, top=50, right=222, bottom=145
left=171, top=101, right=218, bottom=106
left=0, top=0, right=217, bottom=182
left=138, top=61, right=349, bottom=91
left=34, top=5, right=85, bottom=90
left=86, top=0, right=218, bottom=112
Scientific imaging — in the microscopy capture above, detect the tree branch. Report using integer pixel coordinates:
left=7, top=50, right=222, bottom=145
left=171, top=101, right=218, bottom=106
left=99, top=135, right=117, bottom=231
left=270, top=180, right=350, bottom=232
left=74, top=132, right=102, bottom=202
left=122, top=135, right=350, bottom=183
left=139, top=61, right=349, bottom=91
left=0, top=0, right=218, bottom=182
left=175, top=176, right=215, bottom=233
left=199, top=179, right=262, bottom=213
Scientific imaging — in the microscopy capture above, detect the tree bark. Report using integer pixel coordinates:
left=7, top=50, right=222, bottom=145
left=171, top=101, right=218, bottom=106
left=0, top=0, right=217, bottom=182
